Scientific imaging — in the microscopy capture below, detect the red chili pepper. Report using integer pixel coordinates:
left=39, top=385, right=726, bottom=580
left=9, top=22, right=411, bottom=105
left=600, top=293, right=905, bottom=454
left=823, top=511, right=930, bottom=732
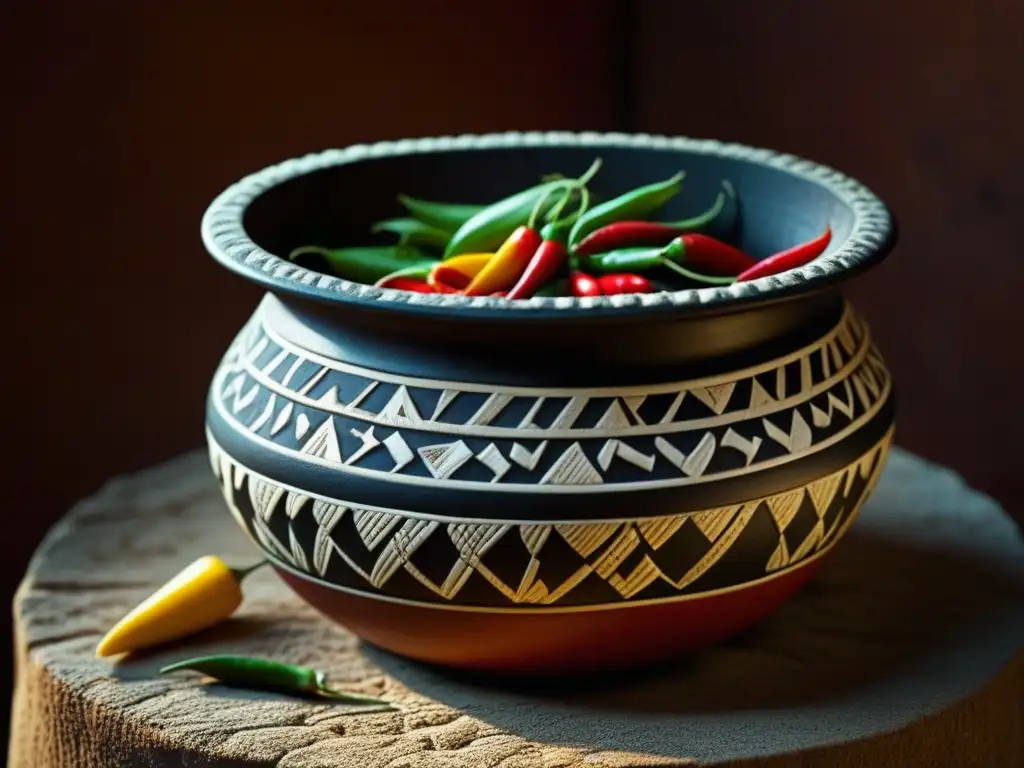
left=573, top=183, right=733, bottom=258
left=506, top=240, right=567, bottom=299
left=597, top=273, right=654, bottom=295
left=735, top=226, right=832, bottom=282
left=490, top=291, right=508, bottom=298
left=662, top=234, right=757, bottom=276
left=574, top=221, right=688, bottom=257
left=381, top=277, right=435, bottom=293
left=503, top=185, right=591, bottom=300
left=570, top=272, right=602, bottom=297
left=463, top=226, right=542, bottom=296
left=462, top=184, right=578, bottom=297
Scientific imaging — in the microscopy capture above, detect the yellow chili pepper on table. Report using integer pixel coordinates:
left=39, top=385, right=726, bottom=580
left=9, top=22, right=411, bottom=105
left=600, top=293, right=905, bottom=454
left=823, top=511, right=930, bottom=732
left=95, top=556, right=265, bottom=658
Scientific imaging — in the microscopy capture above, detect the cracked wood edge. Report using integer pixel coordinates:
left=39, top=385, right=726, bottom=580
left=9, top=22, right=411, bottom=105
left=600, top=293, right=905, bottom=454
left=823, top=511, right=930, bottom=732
left=9, top=449, right=1024, bottom=768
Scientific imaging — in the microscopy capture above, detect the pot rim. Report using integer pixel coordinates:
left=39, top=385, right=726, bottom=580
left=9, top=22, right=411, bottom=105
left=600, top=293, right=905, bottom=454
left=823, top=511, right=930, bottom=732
left=201, top=131, right=897, bottom=320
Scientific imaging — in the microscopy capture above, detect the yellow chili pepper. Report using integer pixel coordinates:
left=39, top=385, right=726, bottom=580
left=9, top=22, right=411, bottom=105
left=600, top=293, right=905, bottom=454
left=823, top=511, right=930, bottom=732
left=464, top=226, right=543, bottom=296
left=429, top=253, right=493, bottom=293
left=95, top=556, right=265, bottom=658
left=443, top=252, right=492, bottom=277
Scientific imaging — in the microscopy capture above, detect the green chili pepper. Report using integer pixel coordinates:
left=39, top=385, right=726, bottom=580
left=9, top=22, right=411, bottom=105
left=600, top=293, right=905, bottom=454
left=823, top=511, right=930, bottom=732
left=582, top=246, right=735, bottom=285
left=373, top=261, right=439, bottom=288
left=371, top=218, right=450, bottom=250
left=160, top=654, right=395, bottom=706
left=582, top=247, right=664, bottom=274
left=397, top=168, right=595, bottom=235
left=534, top=277, right=571, bottom=297
left=568, top=171, right=685, bottom=250
left=289, top=244, right=434, bottom=284
left=443, top=158, right=602, bottom=259
left=396, top=196, right=486, bottom=234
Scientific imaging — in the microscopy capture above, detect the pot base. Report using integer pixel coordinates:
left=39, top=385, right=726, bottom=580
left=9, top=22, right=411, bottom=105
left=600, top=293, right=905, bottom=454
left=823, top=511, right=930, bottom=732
left=275, top=555, right=826, bottom=674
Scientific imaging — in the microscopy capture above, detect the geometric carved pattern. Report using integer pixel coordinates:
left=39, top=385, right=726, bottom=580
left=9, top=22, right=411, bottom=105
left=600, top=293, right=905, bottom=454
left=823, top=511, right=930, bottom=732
left=210, top=301, right=893, bottom=490
left=231, top=300, right=870, bottom=436
left=208, top=427, right=894, bottom=610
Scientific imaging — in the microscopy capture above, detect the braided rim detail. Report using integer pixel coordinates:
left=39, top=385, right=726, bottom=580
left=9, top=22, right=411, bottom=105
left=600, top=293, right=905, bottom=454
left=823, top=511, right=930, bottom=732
left=201, top=132, right=895, bottom=315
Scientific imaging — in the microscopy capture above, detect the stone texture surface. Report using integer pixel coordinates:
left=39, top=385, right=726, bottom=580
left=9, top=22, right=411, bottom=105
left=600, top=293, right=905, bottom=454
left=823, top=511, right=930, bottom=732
left=9, top=448, right=1024, bottom=767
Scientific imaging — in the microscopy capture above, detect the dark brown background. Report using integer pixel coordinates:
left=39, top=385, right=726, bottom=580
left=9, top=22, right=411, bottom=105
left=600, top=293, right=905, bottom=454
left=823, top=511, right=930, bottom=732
left=4, top=0, right=1022, bottom=742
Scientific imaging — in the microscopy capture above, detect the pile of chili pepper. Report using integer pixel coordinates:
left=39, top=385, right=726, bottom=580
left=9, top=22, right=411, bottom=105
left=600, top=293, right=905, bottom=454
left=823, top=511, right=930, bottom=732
left=290, top=159, right=834, bottom=299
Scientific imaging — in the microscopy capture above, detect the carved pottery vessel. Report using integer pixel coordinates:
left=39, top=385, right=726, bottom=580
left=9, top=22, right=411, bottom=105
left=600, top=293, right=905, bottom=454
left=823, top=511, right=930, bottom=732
left=202, top=133, right=897, bottom=673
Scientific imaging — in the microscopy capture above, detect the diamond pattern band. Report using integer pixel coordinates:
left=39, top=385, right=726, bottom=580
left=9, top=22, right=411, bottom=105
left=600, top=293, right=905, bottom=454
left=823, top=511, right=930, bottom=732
left=209, top=427, right=892, bottom=611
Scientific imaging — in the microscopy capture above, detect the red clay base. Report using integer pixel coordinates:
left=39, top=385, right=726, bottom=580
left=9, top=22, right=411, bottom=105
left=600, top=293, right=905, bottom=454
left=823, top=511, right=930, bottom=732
left=276, top=557, right=826, bottom=674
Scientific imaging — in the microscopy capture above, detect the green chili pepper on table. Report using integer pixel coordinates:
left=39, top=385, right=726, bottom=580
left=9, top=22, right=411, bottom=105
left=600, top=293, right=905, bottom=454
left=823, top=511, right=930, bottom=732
left=371, top=218, right=451, bottom=250
left=288, top=244, right=435, bottom=285
left=443, top=158, right=603, bottom=259
left=160, top=654, right=395, bottom=707
left=567, top=170, right=685, bottom=250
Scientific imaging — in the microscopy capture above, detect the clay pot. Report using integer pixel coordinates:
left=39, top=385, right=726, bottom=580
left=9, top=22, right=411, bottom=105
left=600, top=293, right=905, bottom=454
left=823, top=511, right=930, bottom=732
left=202, top=132, right=897, bottom=673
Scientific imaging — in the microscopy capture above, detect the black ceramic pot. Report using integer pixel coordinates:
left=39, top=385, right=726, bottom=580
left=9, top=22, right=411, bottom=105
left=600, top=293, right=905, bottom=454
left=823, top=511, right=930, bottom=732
left=202, top=132, right=897, bottom=673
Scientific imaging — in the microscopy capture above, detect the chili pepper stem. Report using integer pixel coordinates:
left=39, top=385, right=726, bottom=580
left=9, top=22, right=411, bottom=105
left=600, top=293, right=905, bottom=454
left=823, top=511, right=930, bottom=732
left=661, top=258, right=737, bottom=285
left=229, top=560, right=270, bottom=581
left=573, top=186, right=591, bottom=223
left=527, top=183, right=573, bottom=230
left=577, top=157, right=603, bottom=186
left=288, top=246, right=332, bottom=261
left=568, top=169, right=685, bottom=249
left=528, top=157, right=601, bottom=228
left=312, top=671, right=394, bottom=705
left=672, top=186, right=726, bottom=229
left=546, top=186, right=576, bottom=223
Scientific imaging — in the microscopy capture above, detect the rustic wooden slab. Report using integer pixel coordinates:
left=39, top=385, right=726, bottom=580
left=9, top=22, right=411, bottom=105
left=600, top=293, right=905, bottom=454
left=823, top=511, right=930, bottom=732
left=9, top=448, right=1024, bottom=767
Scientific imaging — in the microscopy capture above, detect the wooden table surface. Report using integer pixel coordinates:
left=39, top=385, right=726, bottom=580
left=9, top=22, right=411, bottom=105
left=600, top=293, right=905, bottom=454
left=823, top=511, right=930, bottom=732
left=9, top=447, right=1024, bottom=767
